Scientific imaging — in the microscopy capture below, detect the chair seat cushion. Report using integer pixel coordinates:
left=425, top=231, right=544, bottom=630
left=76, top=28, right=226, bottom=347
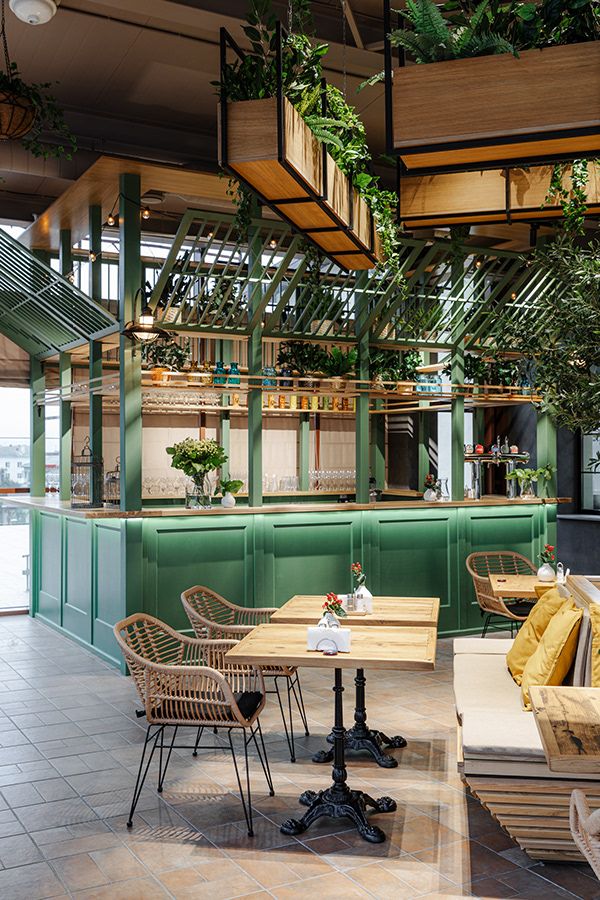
left=461, top=709, right=546, bottom=760
left=454, top=638, right=513, bottom=655
left=233, top=691, right=263, bottom=720
left=454, top=653, right=518, bottom=719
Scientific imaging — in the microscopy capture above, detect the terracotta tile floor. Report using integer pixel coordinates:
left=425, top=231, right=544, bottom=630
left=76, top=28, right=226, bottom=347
left=0, top=616, right=597, bottom=899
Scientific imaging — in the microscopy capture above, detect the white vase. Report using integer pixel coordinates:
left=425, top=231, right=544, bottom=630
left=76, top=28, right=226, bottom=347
left=354, top=585, right=373, bottom=613
left=221, top=492, right=236, bottom=508
left=537, top=562, right=555, bottom=582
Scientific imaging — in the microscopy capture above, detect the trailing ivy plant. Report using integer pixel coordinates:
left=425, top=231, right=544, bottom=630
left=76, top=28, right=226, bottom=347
left=543, top=159, right=592, bottom=238
left=215, top=0, right=405, bottom=285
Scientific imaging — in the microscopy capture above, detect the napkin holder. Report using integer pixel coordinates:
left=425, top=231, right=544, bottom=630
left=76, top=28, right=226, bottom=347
left=307, top=623, right=351, bottom=653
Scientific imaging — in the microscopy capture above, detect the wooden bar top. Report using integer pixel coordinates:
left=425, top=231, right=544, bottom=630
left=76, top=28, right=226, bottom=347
left=271, top=594, right=440, bottom=627
left=530, top=686, right=600, bottom=774
left=225, top=623, right=437, bottom=671
left=0, top=493, right=566, bottom=520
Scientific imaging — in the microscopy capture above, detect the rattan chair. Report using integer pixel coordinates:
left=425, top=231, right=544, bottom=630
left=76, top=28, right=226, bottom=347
left=114, top=613, right=273, bottom=836
left=570, top=790, right=600, bottom=879
left=181, top=586, right=309, bottom=762
left=466, top=551, right=537, bottom=638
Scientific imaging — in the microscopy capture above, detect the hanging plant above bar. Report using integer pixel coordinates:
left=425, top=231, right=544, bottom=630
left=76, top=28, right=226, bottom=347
left=381, top=0, right=600, bottom=174
left=216, top=1, right=400, bottom=274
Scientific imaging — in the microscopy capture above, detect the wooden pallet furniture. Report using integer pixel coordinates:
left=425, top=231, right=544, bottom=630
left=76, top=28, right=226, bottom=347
left=455, top=575, right=600, bottom=862
left=389, top=41, right=600, bottom=174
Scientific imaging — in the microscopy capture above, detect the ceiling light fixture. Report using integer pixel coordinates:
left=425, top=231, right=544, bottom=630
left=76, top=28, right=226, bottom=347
left=269, top=239, right=277, bottom=249
left=9, top=0, right=58, bottom=25
left=106, top=213, right=115, bottom=227
left=121, top=287, right=170, bottom=344
left=89, top=251, right=99, bottom=263
left=141, top=207, right=151, bottom=220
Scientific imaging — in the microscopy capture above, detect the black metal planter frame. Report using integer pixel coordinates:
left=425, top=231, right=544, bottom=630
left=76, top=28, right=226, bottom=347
left=219, top=21, right=377, bottom=270
left=383, top=0, right=600, bottom=178
left=127, top=720, right=273, bottom=837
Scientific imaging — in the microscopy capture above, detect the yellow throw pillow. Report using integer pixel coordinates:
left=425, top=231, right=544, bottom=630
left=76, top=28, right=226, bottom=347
left=506, top=588, right=568, bottom=685
left=520, top=603, right=583, bottom=710
left=589, top=604, right=600, bottom=688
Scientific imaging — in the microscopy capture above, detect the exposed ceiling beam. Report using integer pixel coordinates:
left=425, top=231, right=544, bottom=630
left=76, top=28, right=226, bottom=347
left=344, top=1, right=364, bottom=50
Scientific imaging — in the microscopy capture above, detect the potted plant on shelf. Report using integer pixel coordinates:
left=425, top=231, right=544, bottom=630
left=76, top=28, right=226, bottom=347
left=321, top=346, right=357, bottom=392
left=218, top=478, right=244, bottom=509
left=380, top=0, right=600, bottom=171
left=142, top=339, right=190, bottom=383
left=506, top=464, right=556, bottom=500
left=276, top=340, right=327, bottom=389
left=166, top=438, right=228, bottom=509
left=368, top=349, right=401, bottom=391
left=397, top=349, right=422, bottom=394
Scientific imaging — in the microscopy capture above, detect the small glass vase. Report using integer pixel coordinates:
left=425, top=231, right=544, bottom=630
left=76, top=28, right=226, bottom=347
left=520, top=480, right=536, bottom=500
left=186, top=475, right=213, bottom=509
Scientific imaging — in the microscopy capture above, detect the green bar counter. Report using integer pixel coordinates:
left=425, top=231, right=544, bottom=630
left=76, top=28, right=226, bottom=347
left=10, top=495, right=557, bottom=669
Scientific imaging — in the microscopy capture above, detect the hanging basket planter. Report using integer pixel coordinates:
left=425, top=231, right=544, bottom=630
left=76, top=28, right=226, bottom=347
left=0, top=86, right=35, bottom=140
left=219, top=28, right=382, bottom=272
left=386, top=40, right=600, bottom=174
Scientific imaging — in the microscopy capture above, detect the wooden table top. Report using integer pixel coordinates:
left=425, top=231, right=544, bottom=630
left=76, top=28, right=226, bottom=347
left=530, top=686, right=600, bottom=774
left=270, top=595, right=440, bottom=627
left=489, top=574, right=554, bottom=599
left=225, top=623, right=437, bottom=671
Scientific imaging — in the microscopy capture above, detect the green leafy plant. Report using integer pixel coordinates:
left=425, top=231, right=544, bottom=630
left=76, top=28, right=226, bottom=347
left=166, top=438, right=228, bottom=486
left=369, top=348, right=402, bottom=381
left=543, top=159, right=592, bottom=238
left=400, top=349, right=422, bottom=381
left=218, top=478, right=244, bottom=495
left=141, top=339, right=190, bottom=370
left=443, top=352, right=488, bottom=383
left=276, top=340, right=327, bottom=376
left=506, top=464, right=556, bottom=487
left=587, top=451, right=600, bottom=473
left=321, top=346, right=358, bottom=378
left=0, top=62, right=76, bottom=159
left=389, top=0, right=516, bottom=64
left=215, top=0, right=404, bottom=284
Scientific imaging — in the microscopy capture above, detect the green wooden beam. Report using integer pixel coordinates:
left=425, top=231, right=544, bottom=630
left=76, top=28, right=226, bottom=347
left=299, top=412, right=310, bottom=491
left=118, top=173, right=142, bottom=512
left=89, top=205, right=103, bottom=505
left=371, top=401, right=386, bottom=491
left=537, top=411, right=557, bottom=499
left=59, top=353, right=72, bottom=501
left=355, top=274, right=370, bottom=503
left=30, top=357, right=45, bottom=497
left=451, top=257, right=465, bottom=502
left=247, top=217, right=263, bottom=507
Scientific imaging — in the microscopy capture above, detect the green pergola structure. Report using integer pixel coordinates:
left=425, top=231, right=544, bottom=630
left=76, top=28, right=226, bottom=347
left=13, top=174, right=561, bottom=515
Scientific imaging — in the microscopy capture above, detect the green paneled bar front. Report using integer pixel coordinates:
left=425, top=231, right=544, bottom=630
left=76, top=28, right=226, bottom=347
left=19, top=497, right=555, bottom=669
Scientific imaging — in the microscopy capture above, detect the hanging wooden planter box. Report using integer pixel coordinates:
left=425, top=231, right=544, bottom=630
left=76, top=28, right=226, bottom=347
left=392, top=42, right=600, bottom=173
left=400, top=163, right=600, bottom=227
left=219, top=95, right=381, bottom=270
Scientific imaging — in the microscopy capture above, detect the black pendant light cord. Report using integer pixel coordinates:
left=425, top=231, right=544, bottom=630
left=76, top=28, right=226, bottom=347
left=1, top=0, right=12, bottom=79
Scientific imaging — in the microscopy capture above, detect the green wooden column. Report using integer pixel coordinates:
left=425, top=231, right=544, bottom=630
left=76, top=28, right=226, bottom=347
left=355, top=274, right=370, bottom=503
left=371, top=402, right=386, bottom=491
left=246, top=223, right=263, bottom=507
left=537, top=411, right=558, bottom=499
left=59, top=353, right=72, bottom=501
left=220, top=339, right=232, bottom=481
left=58, top=229, right=73, bottom=501
left=417, top=351, right=432, bottom=488
left=30, top=358, right=45, bottom=497
left=298, top=412, right=310, bottom=491
left=450, top=256, right=466, bottom=501
left=118, top=173, right=142, bottom=511
left=89, top=205, right=103, bottom=504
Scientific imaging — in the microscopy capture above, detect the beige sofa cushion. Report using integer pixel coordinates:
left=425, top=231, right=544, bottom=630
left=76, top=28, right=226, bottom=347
left=453, top=638, right=513, bottom=655
left=461, top=709, right=546, bottom=761
left=454, top=653, right=518, bottom=719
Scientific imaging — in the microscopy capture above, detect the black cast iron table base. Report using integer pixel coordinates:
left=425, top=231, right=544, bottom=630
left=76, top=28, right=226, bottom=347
left=280, top=668, right=397, bottom=844
left=312, top=668, right=406, bottom=769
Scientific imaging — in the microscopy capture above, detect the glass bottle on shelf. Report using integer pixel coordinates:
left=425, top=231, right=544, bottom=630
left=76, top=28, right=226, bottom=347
left=262, top=365, right=277, bottom=387
left=228, top=362, right=241, bottom=385
left=213, top=361, right=227, bottom=385
left=280, top=366, right=293, bottom=388
left=289, top=394, right=297, bottom=410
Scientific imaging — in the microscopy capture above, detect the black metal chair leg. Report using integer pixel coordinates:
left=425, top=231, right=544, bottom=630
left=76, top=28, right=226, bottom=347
left=274, top=676, right=296, bottom=763
left=192, top=726, right=204, bottom=757
left=228, top=729, right=254, bottom=837
left=158, top=726, right=178, bottom=793
left=252, top=720, right=274, bottom=796
left=127, top=725, right=162, bottom=828
left=291, top=672, right=310, bottom=737
left=481, top=613, right=492, bottom=638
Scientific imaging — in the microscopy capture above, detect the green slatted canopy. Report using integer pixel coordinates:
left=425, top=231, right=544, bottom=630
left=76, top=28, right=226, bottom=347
left=0, top=230, right=118, bottom=359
